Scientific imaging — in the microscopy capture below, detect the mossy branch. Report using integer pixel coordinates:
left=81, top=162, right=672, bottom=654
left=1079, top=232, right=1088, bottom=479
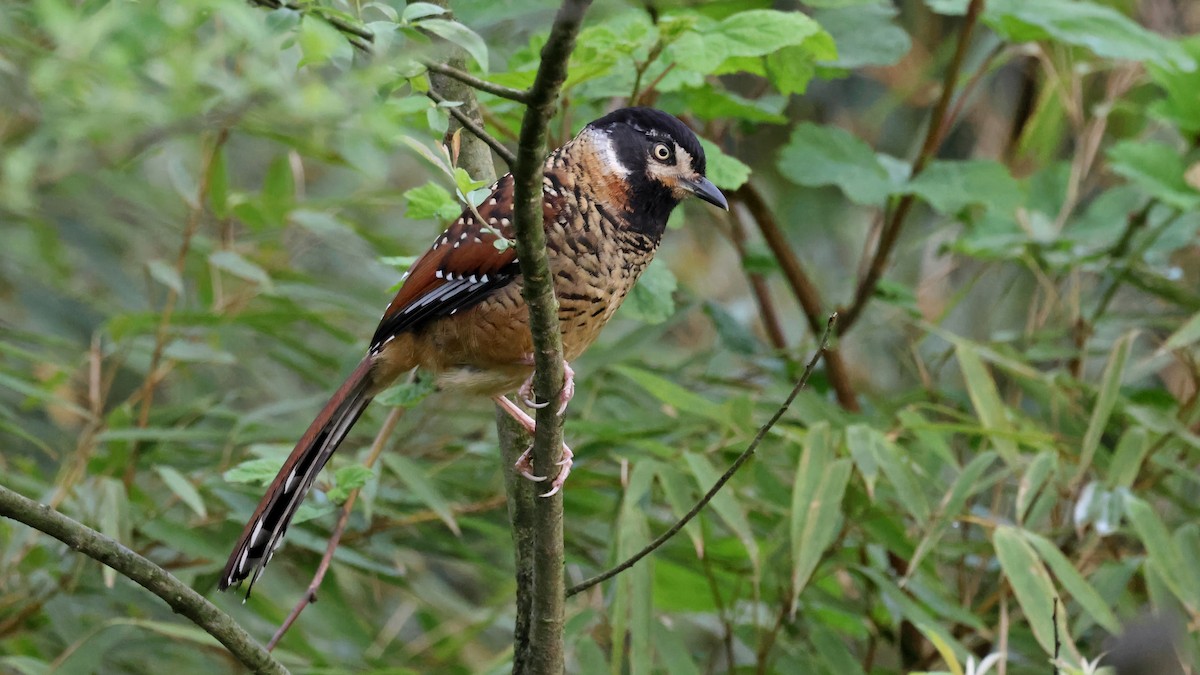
left=0, top=484, right=287, bottom=675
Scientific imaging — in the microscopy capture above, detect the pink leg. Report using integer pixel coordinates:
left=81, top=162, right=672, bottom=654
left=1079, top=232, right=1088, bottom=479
left=493, top=395, right=575, bottom=497
left=518, top=359, right=576, bottom=416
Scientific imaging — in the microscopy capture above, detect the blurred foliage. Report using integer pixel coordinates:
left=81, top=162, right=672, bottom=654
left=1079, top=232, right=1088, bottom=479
left=2, top=0, right=1200, bottom=673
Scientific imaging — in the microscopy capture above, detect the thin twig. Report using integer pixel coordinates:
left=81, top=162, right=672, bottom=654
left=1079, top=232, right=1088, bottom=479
left=0, top=484, right=287, bottom=674
left=267, top=407, right=405, bottom=650
left=837, top=0, right=986, bottom=334
left=567, top=313, right=838, bottom=597
left=427, top=90, right=516, bottom=167
left=124, top=129, right=229, bottom=487
left=421, top=61, right=530, bottom=103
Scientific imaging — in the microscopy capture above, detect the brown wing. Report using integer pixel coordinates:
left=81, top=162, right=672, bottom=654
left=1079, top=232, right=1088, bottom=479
left=370, top=174, right=523, bottom=350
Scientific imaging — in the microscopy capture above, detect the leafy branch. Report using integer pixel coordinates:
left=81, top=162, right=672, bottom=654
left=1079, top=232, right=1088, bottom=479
left=0, top=484, right=288, bottom=675
left=567, top=313, right=837, bottom=597
left=248, top=0, right=374, bottom=52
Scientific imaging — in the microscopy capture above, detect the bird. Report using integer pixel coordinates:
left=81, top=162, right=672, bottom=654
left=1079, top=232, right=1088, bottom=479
left=219, top=107, right=728, bottom=595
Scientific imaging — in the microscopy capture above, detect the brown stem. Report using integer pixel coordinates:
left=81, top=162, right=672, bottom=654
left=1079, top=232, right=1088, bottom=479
left=566, top=314, right=837, bottom=597
left=733, top=185, right=860, bottom=411
left=837, top=0, right=986, bottom=334
left=725, top=207, right=788, bottom=351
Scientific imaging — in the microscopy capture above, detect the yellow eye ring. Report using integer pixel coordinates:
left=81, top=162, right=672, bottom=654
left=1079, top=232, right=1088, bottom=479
left=652, top=143, right=671, bottom=161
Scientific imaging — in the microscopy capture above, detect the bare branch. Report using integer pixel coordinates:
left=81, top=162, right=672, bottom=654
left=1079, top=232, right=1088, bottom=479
left=0, top=484, right=288, bottom=674
left=422, top=61, right=530, bottom=103
left=566, top=313, right=838, bottom=597
left=427, top=90, right=516, bottom=167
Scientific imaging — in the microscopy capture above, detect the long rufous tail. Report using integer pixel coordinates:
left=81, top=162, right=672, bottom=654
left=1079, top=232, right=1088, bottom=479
left=219, top=357, right=375, bottom=596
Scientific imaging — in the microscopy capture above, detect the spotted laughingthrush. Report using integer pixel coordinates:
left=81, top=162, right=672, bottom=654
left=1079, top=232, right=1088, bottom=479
left=220, top=107, right=728, bottom=594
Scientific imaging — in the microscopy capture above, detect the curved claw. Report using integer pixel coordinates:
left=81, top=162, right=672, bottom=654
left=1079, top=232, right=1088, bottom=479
left=521, top=470, right=548, bottom=482
left=539, top=485, right=561, bottom=498
left=517, top=359, right=576, bottom=416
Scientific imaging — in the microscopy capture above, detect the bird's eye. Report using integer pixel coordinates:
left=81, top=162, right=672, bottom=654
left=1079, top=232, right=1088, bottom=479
left=652, top=143, right=672, bottom=162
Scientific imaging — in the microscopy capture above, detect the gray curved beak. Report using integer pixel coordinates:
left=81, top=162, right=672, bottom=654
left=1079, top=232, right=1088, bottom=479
left=685, top=176, right=728, bottom=210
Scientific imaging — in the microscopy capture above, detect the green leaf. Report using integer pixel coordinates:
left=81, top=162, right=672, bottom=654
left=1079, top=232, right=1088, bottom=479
left=814, top=4, right=911, bottom=69
left=956, top=343, right=1019, bottom=466
left=1124, top=493, right=1200, bottom=610
left=845, top=424, right=879, bottom=498
left=993, top=525, right=1069, bottom=656
left=844, top=424, right=930, bottom=521
left=209, top=250, right=273, bottom=290
left=1076, top=331, right=1134, bottom=483
left=620, top=258, right=678, bottom=324
left=1016, top=451, right=1056, bottom=525
left=669, top=9, right=828, bottom=75
left=698, top=138, right=750, bottom=191
left=612, top=364, right=726, bottom=425
left=297, top=16, right=346, bottom=68
left=223, top=458, right=282, bottom=486
left=417, top=19, right=488, bottom=73
left=326, top=464, right=373, bottom=504
left=907, top=160, right=1023, bottom=215
left=611, top=462, right=655, bottom=671
left=1148, top=36, right=1200, bottom=135
left=656, top=463, right=705, bottom=557
left=1107, top=140, right=1200, bottom=210
left=790, top=423, right=851, bottom=603
left=375, top=374, right=437, bottom=408
left=146, top=259, right=183, bottom=295
left=777, top=123, right=897, bottom=204
left=983, top=0, right=1195, bottom=70
left=404, top=181, right=462, bottom=221
left=1162, top=311, right=1200, bottom=351
left=1022, top=531, right=1121, bottom=634
left=154, top=465, right=206, bottom=518
left=907, top=451, right=999, bottom=577
left=382, top=455, right=460, bottom=535
left=162, top=339, right=236, bottom=365
left=401, top=2, right=446, bottom=22
left=1106, top=427, right=1150, bottom=490
left=653, top=619, right=702, bottom=675
left=683, top=452, right=759, bottom=572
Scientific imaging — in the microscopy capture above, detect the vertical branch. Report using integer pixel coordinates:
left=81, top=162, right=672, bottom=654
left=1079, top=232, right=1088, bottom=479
left=508, top=1, right=592, bottom=672
left=419, top=2, right=541, bottom=669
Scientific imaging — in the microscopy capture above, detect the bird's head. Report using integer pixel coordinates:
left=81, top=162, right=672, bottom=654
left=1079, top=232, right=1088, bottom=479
left=582, top=107, right=728, bottom=230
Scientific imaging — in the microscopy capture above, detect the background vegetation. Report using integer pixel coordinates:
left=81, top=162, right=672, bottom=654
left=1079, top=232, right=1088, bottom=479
left=2, top=0, right=1199, bottom=673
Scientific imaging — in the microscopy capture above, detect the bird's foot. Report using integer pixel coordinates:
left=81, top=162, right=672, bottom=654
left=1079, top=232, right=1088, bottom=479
left=494, top=395, right=575, bottom=497
left=518, top=358, right=575, bottom=416
left=514, top=443, right=574, bottom=498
